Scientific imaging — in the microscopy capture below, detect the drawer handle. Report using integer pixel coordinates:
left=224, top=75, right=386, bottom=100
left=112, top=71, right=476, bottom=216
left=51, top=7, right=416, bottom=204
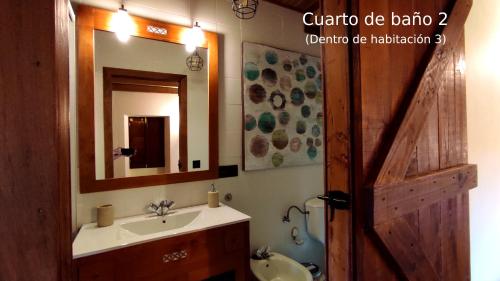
left=162, top=250, right=188, bottom=263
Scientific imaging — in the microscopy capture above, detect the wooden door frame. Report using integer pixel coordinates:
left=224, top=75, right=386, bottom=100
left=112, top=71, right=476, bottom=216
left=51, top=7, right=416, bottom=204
left=102, top=67, right=188, bottom=177
left=0, top=0, right=72, bottom=280
left=321, top=0, right=354, bottom=280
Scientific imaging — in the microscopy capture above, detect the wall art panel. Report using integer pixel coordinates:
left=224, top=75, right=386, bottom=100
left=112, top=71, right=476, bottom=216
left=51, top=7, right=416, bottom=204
left=242, top=42, right=323, bottom=171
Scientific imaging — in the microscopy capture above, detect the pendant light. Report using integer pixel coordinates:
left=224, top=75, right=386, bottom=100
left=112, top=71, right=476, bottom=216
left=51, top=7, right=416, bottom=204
left=232, top=0, right=259, bottom=19
left=111, top=3, right=134, bottom=42
left=186, top=48, right=204, bottom=71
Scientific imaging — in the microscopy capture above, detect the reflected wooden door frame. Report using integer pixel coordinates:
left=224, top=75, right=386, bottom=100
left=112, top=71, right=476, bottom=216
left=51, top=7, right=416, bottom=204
left=102, top=67, right=188, bottom=178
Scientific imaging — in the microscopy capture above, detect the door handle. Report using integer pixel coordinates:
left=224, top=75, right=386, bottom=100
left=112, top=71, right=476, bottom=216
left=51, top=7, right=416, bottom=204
left=317, top=191, right=350, bottom=222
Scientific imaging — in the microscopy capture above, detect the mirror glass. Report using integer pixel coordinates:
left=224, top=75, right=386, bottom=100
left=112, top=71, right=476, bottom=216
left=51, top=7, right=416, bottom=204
left=93, top=30, right=209, bottom=179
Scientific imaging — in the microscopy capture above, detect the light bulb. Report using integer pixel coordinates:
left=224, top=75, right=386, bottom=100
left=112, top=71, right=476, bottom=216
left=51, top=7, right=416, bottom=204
left=111, top=6, right=134, bottom=42
left=184, top=22, right=205, bottom=52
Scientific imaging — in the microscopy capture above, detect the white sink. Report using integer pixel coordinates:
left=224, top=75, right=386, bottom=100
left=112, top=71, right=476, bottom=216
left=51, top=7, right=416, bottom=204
left=73, top=204, right=250, bottom=259
left=121, top=210, right=201, bottom=235
left=250, top=252, right=313, bottom=281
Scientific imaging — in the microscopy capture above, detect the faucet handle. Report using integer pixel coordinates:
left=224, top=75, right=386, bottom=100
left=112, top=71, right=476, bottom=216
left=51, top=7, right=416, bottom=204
left=149, top=202, right=159, bottom=211
left=167, top=201, right=175, bottom=209
left=160, top=200, right=175, bottom=209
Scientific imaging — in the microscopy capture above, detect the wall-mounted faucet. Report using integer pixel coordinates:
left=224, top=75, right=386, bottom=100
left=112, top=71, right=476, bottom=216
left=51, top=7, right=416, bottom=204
left=282, top=205, right=309, bottom=223
left=149, top=200, right=175, bottom=221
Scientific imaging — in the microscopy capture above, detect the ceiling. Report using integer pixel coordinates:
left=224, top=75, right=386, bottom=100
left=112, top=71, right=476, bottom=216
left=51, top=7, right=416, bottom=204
left=265, top=0, right=319, bottom=13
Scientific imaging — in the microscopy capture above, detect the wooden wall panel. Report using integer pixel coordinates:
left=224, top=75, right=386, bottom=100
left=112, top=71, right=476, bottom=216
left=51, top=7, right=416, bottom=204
left=0, top=0, right=72, bottom=280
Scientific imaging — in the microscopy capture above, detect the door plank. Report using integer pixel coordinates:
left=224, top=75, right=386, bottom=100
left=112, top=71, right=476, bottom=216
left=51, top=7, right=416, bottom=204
left=373, top=164, right=477, bottom=224
left=374, top=0, right=473, bottom=187
left=418, top=203, right=443, bottom=277
left=374, top=217, right=440, bottom=281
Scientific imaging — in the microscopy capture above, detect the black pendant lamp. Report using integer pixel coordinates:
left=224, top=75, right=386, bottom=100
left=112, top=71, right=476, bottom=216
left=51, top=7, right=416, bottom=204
left=186, top=48, right=204, bottom=71
left=232, top=0, right=259, bottom=19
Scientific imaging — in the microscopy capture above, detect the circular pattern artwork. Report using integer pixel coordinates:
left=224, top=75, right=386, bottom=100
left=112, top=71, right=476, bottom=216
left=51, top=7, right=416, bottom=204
left=305, top=81, right=318, bottom=99
left=283, top=59, right=292, bottom=72
left=306, top=66, right=317, bottom=78
left=300, top=54, right=308, bottom=65
left=301, top=105, right=311, bottom=118
left=280, top=75, right=292, bottom=91
left=269, top=91, right=286, bottom=110
left=250, top=135, right=269, bottom=158
left=278, top=111, right=291, bottom=125
left=316, top=112, right=324, bottom=125
left=244, top=62, right=260, bottom=81
left=249, top=84, right=267, bottom=104
left=243, top=43, right=323, bottom=170
left=307, top=146, right=318, bottom=160
left=315, top=138, right=322, bottom=147
left=316, top=74, right=322, bottom=90
left=296, top=120, right=307, bottom=134
left=290, top=137, right=302, bottom=152
left=272, top=152, right=284, bottom=167
left=290, top=88, right=305, bottom=106
left=312, top=125, right=321, bottom=137
left=272, top=129, right=289, bottom=150
left=262, top=68, right=278, bottom=87
left=258, top=112, right=276, bottom=134
left=245, top=114, right=257, bottom=131
left=265, top=50, right=279, bottom=65
left=295, top=69, right=306, bottom=82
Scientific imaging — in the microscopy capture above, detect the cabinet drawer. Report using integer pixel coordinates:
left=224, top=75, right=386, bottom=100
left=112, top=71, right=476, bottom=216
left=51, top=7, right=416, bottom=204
left=115, top=233, right=220, bottom=280
left=75, top=222, right=249, bottom=281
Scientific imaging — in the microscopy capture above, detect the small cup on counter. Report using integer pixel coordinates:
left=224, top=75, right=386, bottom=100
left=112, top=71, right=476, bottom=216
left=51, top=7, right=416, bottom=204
left=97, top=204, right=114, bottom=227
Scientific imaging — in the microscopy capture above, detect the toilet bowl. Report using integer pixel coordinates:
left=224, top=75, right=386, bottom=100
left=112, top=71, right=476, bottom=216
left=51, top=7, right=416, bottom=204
left=305, top=197, right=325, bottom=244
left=250, top=252, right=313, bottom=281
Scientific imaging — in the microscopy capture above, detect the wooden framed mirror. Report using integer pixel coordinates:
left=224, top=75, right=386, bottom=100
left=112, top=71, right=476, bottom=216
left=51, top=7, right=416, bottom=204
left=77, top=5, right=218, bottom=193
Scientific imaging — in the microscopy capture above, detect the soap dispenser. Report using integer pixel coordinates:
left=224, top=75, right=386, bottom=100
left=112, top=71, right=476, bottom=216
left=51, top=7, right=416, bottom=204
left=208, top=183, right=219, bottom=208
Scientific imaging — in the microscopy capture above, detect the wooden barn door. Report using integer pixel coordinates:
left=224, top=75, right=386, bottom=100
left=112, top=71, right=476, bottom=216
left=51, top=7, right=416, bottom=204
left=350, top=0, right=477, bottom=280
left=322, top=0, right=477, bottom=280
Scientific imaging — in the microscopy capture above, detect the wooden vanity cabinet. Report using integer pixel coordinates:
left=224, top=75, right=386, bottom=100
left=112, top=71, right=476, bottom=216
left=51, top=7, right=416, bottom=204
left=74, top=222, right=250, bottom=281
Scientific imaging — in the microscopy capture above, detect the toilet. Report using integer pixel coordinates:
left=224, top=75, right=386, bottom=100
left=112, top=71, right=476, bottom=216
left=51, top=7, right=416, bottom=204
left=305, top=197, right=325, bottom=245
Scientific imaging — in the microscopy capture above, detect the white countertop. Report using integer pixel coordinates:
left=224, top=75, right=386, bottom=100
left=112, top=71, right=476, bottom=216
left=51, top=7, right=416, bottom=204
left=73, top=204, right=251, bottom=259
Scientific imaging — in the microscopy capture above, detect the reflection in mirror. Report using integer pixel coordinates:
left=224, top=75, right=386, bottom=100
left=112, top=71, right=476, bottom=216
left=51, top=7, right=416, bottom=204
left=93, top=30, right=209, bottom=180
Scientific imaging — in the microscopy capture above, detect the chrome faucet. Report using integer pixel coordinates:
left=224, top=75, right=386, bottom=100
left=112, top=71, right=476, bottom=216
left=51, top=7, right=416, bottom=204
left=252, top=245, right=272, bottom=260
left=149, top=200, right=176, bottom=217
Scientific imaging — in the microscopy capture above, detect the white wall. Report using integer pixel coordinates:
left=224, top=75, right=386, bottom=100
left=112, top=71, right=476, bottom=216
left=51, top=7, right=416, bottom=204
left=465, top=1, right=500, bottom=280
left=73, top=0, right=324, bottom=269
